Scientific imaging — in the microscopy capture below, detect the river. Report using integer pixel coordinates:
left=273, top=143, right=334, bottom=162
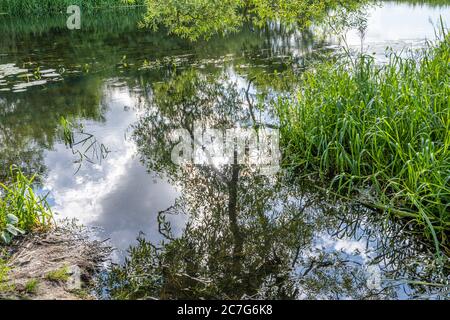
left=0, top=1, right=449, bottom=299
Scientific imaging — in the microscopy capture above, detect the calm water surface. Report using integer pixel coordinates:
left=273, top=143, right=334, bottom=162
left=0, top=1, right=449, bottom=299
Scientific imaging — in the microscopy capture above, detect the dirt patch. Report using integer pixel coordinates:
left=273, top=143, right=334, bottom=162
left=0, top=223, right=111, bottom=300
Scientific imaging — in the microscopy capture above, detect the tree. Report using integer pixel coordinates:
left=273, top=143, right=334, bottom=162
left=137, top=0, right=368, bottom=40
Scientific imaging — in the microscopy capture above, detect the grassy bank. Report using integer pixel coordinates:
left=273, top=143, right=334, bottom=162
left=0, top=6, right=144, bottom=34
left=277, top=33, right=450, bottom=256
left=0, top=168, right=109, bottom=299
left=0, top=167, right=53, bottom=244
left=0, top=0, right=145, bottom=16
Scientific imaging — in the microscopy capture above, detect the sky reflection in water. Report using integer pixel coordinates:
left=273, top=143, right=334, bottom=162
left=0, top=1, right=449, bottom=299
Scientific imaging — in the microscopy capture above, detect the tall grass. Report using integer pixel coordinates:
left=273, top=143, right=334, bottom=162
left=0, top=6, right=144, bottom=34
left=0, top=0, right=145, bottom=16
left=0, top=166, right=53, bottom=244
left=0, top=257, right=12, bottom=292
left=277, top=32, right=450, bottom=256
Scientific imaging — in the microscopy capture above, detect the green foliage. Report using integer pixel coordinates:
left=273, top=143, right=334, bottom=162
left=0, top=258, right=13, bottom=293
left=0, top=213, right=24, bottom=245
left=59, top=117, right=110, bottom=174
left=277, top=33, right=450, bottom=255
left=0, top=166, right=53, bottom=244
left=141, top=0, right=244, bottom=40
left=0, top=258, right=9, bottom=284
left=46, top=266, right=70, bottom=282
left=24, top=278, right=39, bottom=294
left=391, top=0, right=450, bottom=7
left=139, top=0, right=368, bottom=40
left=0, top=0, right=146, bottom=16
left=60, top=116, right=76, bottom=147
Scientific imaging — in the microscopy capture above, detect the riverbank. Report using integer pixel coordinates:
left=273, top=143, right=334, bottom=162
left=1, top=168, right=110, bottom=299
left=0, top=224, right=110, bottom=300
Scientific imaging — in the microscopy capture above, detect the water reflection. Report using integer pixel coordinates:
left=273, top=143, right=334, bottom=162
left=0, top=1, right=449, bottom=299
left=42, top=85, right=180, bottom=255
left=105, top=68, right=448, bottom=299
left=0, top=76, right=105, bottom=180
left=345, top=1, right=450, bottom=59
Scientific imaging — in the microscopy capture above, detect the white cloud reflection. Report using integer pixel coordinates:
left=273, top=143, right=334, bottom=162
left=43, top=86, right=182, bottom=256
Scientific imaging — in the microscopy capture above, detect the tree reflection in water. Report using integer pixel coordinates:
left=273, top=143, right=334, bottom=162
left=103, top=69, right=448, bottom=300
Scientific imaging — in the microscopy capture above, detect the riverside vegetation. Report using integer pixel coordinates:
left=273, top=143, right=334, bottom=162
left=103, top=30, right=450, bottom=300
left=0, top=167, right=53, bottom=245
left=1, top=0, right=366, bottom=39
left=277, top=28, right=450, bottom=257
left=0, top=0, right=146, bottom=16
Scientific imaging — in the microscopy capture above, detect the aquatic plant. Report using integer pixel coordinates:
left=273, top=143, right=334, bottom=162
left=0, top=166, right=53, bottom=244
left=59, top=117, right=110, bottom=174
left=277, top=30, right=450, bottom=256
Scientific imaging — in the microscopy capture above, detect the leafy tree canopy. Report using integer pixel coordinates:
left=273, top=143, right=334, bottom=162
left=126, top=0, right=367, bottom=40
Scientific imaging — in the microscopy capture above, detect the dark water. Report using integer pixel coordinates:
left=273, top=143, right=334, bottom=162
left=0, top=2, right=449, bottom=299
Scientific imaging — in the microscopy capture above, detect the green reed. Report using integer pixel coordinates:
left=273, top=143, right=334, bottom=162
left=0, top=0, right=145, bottom=16
left=0, top=166, right=53, bottom=243
left=277, top=31, right=450, bottom=256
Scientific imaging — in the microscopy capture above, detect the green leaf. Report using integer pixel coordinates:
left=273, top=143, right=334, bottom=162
left=6, top=224, right=25, bottom=236
left=6, top=224, right=18, bottom=236
left=0, top=231, right=12, bottom=244
left=6, top=214, right=19, bottom=225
